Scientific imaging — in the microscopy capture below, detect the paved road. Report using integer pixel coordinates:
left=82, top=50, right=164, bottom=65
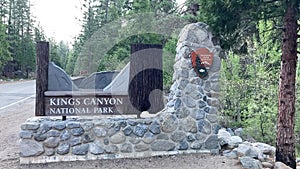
left=0, top=80, right=35, bottom=111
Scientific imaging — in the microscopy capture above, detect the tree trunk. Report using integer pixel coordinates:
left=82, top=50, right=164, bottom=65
left=276, top=6, right=298, bottom=169
left=35, top=41, right=49, bottom=116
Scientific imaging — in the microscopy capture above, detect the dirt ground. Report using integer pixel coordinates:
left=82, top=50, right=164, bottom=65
left=0, top=98, right=242, bottom=169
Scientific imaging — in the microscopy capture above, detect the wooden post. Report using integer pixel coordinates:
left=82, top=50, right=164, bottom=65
left=129, top=44, right=164, bottom=114
left=35, top=41, right=49, bottom=116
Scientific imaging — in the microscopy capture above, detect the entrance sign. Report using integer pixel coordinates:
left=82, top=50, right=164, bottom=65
left=191, top=47, right=214, bottom=78
left=22, top=22, right=223, bottom=165
left=35, top=42, right=164, bottom=117
left=191, top=48, right=214, bottom=68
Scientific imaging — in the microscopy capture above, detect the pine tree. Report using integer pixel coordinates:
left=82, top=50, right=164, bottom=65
left=3, top=0, right=36, bottom=76
left=0, top=23, right=11, bottom=72
left=69, top=0, right=178, bottom=75
left=57, top=41, right=70, bottom=70
left=0, top=0, right=9, bottom=23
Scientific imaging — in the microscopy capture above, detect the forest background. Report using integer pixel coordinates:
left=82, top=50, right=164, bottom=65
left=1, top=0, right=300, bottom=158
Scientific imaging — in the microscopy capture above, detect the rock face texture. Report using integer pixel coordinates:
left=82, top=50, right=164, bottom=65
left=20, top=22, right=223, bottom=164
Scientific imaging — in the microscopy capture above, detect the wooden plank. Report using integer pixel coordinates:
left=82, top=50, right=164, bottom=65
left=129, top=44, right=164, bottom=114
left=35, top=41, right=49, bottom=116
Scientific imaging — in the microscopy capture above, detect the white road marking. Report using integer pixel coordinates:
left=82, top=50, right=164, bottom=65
left=0, top=94, right=35, bottom=110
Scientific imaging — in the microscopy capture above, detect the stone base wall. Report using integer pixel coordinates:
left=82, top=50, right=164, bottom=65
left=20, top=117, right=215, bottom=164
left=20, top=22, right=222, bottom=164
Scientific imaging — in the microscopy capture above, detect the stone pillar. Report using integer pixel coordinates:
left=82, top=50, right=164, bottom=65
left=166, top=22, right=222, bottom=149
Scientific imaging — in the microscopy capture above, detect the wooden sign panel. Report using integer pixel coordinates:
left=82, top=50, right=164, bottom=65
left=191, top=48, right=214, bottom=69
left=191, top=48, right=214, bottom=78
left=44, top=92, right=137, bottom=116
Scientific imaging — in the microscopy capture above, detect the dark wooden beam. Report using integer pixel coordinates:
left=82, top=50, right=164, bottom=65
left=35, top=41, right=49, bottom=116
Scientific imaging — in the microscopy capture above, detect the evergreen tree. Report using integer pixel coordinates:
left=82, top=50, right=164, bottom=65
left=0, top=23, right=11, bottom=72
left=0, top=0, right=9, bottom=23
left=34, top=24, right=46, bottom=42
left=1, top=0, right=36, bottom=76
left=66, top=37, right=81, bottom=75
left=57, top=41, right=69, bottom=70
left=71, top=0, right=178, bottom=75
left=49, top=38, right=60, bottom=67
